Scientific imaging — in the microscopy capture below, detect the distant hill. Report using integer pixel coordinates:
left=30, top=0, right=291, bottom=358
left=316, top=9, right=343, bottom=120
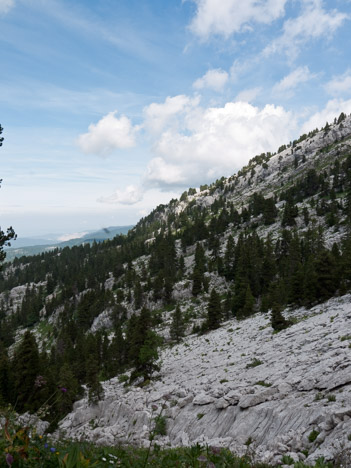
left=4, top=225, right=133, bottom=261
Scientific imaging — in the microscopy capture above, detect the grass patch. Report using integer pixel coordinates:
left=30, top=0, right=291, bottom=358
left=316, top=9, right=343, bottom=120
left=246, top=358, right=263, bottom=368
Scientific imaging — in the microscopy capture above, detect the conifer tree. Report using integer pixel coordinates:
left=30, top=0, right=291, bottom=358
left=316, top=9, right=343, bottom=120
left=271, top=303, right=291, bottom=332
left=238, top=284, right=255, bottom=319
left=57, top=363, right=80, bottom=414
left=170, top=305, right=185, bottom=342
left=0, top=344, right=11, bottom=406
left=86, top=355, right=104, bottom=404
left=12, top=331, right=40, bottom=411
left=207, top=288, right=222, bottom=330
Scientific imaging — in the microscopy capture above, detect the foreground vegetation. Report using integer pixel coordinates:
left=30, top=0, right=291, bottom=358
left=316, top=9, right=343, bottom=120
left=0, top=417, right=337, bottom=467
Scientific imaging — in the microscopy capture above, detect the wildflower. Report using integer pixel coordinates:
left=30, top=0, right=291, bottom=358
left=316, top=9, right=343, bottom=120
left=5, top=453, right=14, bottom=467
left=210, top=446, right=221, bottom=455
left=151, top=404, right=158, bottom=411
left=34, top=375, right=47, bottom=388
left=102, top=457, right=107, bottom=461
left=50, top=447, right=56, bottom=453
left=197, top=455, right=207, bottom=462
left=39, top=435, right=43, bottom=439
left=44, top=443, right=48, bottom=449
left=56, top=452, right=59, bottom=455
left=59, top=387, right=67, bottom=393
left=163, top=393, right=172, bottom=401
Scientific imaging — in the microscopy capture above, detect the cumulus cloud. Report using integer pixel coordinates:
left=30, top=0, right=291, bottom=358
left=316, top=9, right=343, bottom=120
left=264, top=0, right=348, bottom=58
left=325, top=69, right=351, bottom=96
left=189, top=0, right=287, bottom=39
left=78, top=111, right=137, bottom=156
left=273, top=66, right=315, bottom=96
left=98, top=185, right=143, bottom=205
left=143, top=95, right=200, bottom=134
left=301, top=98, right=351, bottom=133
left=144, top=99, right=296, bottom=189
left=193, top=68, right=229, bottom=92
left=0, top=0, right=14, bottom=14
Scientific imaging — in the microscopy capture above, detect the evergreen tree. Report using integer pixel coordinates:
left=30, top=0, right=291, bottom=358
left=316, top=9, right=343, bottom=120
left=0, top=344, right=11, bottom=406
left=56, top=363, right=80, bottom=415
left=207, top=288, right=222, bottom=330
left=170, top=305, right=185, bottom=342
left=238, top=284, right=255, bottom=319
left=86, top=355, right=104, bottom=404
left=271, top=303, right=291, bottom=332
left=12, top=331, right=40, bottom=411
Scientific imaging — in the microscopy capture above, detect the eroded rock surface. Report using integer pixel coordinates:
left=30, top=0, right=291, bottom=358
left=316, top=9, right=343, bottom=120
left=57, top=295, right=351, bottom=465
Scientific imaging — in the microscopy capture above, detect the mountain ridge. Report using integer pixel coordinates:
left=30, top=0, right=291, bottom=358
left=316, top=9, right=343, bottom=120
left=1, top=112, right=351, bottom=466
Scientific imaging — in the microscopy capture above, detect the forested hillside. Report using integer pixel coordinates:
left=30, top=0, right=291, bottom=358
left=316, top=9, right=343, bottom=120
left=1, top=112, right=351, bottom=435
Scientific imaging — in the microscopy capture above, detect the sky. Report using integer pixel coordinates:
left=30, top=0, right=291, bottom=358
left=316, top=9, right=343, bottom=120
left=1, top=0, right=351, bottom=237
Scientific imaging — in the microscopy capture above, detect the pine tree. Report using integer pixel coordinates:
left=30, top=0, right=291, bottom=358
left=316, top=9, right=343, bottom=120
left=271, top=303, right=291, bottom=332
left=238, top=284, right=255, bottom=319
left=207, top=288, right=222, bottom=330
left=56, top=363, right=80, bottom=415
left=86, top=355, right=104, bottom=404
left=0, top=344, right=11, bottom=406
left=170, top=305, right=185, bottom=342
left=12, top=331, right=40, bottom=411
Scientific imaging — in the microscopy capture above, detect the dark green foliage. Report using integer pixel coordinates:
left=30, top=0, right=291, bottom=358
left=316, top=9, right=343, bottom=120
left=12, top=331, right=40, bottom=412
left=0, top=344, right=11, bottom=405
left=128, top=308, right=161, bottom=382
left=86, top=355, right=104, bottom=404
left=170, top=305, right=185, bottom=342
left=192, top=243, right=206, bottom=296
left=271, top=303, right=291, bottom=332
left=206, top=288, right=222, bottom=330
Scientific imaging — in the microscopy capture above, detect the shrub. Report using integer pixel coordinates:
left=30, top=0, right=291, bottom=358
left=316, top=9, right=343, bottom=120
left=246, top=358, right=263, bottom=368
left=308, top=429, right=320, bottom=443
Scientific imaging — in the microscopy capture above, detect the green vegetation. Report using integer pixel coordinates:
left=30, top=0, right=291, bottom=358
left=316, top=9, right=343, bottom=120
left=246, top=358, right=263, bottom=368
left=308, top=430, right=320, bottom=443
left=0, top=416, right=336, bottom=468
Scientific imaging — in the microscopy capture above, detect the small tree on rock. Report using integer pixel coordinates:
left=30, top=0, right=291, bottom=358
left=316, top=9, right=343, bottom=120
left=170, top=305, right=185, bottom=342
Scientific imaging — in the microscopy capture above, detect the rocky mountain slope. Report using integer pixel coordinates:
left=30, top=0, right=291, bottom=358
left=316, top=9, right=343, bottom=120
left=58, top=295, right=351, bottom=466
left=1, top=112, right=351, bottom=466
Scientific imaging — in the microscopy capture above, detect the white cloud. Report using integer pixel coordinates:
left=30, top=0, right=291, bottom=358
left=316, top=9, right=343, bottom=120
left=325, top=69, right=351, bottom=96
left=264, top=1, right=348, bottom=58
left=144, top=99, right=296, bottom=189
left=301, top=98, right=351, bottom=133
left=193, top=68, right=229, bottom=92
left=0, top=0, right=14, bottom=14
left=273, top=66, right=315, bottom=95
left=78, top=111, right=137, bottom=156
left=98, top=185, right=143, bottom=205
left=189, top=0, right=287, bottom=39
left=143, top=95, right=200, bottom=134
left=235, top=87, right=261, bottom=102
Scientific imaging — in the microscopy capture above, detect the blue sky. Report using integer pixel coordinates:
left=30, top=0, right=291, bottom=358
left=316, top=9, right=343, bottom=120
left=1, top=0, right=351, bottom=237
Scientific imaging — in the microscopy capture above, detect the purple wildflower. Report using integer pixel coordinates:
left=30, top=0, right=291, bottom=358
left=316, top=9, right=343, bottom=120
left=151, top=404, right=158, bottom=411
left=60, top=387, right=67, bottom=393
left=197, top=455, right=207, bottom=462
left=50, top=447, right=56, bottom=453
left=44, top=443, right=48, bottom=449
left=5, top=453, right=14, bottom=467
